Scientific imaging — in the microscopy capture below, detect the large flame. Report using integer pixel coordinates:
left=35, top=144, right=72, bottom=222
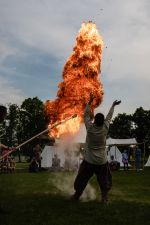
left=45, top=22, right=104, bottom=138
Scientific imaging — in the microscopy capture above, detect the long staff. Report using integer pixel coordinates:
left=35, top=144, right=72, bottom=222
left=0, top=114, right=77, bottom=160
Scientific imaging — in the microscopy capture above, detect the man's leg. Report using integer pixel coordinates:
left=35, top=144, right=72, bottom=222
left=123, top=163, right=125, bottom=170
left=126, top=163, right=129, bottom=170
left=72, top=160, right=94, bottom=200
left=95, top=162, right=112, bottom=203
left=38, top=160, right=41, bottom=171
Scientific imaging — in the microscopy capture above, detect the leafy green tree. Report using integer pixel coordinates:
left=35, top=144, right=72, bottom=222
left=0, top=120, right=7, bottom=146
left=109, top=113, right=133, bottom=139
left=4, top=104, right=19, bottom=146
left=132, top=107, right=150, bottom=143
left=19, top=97, right=47, bottom=158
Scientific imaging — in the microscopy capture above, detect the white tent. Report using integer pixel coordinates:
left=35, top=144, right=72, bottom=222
left=145, top=156, right=150, bottom=167
left=41, top=145, right=54, bottom=168
left=106, top=138, right=137, bottom=167
left=107, top=146, right=124, bottom=167
left=41, top=145, right=66, bottom=168
left=41, top=137, right=137, bottom=168
left=106, top=137, right=137, bottom=146
left=41, top=143, right=79, bottom=169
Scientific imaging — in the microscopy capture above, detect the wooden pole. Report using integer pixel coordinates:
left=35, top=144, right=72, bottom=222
left=0, top=114, right=77, bottom=160
left=15, top=127, right=50, bottom=150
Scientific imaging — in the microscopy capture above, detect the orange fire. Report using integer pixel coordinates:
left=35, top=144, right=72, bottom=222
left=45, top=21, right=104, bottom=138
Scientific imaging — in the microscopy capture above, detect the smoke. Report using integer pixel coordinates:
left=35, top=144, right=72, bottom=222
left=55, top=134, right=80, bottom=171
left=49, top=172, right=96, bottom=201
left=54, top=124, right=86, bottom=170
left=81, top=183, right=96, bottom=201
left=48, top=128, right=96, bottom=201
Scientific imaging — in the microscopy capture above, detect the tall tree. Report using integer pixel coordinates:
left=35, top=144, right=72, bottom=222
left=4, top=104, right=19, bottom=146
left=132, top=107, right=150, bottom=144
left=19, top=97, right=47, bottom=157
left=109, top=113, right=133, bottom=139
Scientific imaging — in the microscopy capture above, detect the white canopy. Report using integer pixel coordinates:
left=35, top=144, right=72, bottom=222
left=41, top=145, right=67, bottom=168
left=41, top=144, right=79, bottom=169
left=107, top=145, right=131, bottom=167
left=106, top=137, right=137, bottom=146
left=41, top=146, right=54, bottom=168
left=107, top=146, right=124, bottom=166
left=145, top=156, right=150, bottom=167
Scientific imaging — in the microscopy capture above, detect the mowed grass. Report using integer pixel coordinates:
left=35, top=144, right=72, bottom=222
left=0, top=165, right=150, bottom=225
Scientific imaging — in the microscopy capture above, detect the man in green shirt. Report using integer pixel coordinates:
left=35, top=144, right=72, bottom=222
left=71, top=94, right=121, bottom=203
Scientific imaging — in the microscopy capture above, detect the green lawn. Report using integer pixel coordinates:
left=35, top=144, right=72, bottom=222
left=0, top=165, right=150, bottom=225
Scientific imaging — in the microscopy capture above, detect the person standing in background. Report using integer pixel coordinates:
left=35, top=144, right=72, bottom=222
left=122, top=150, right=129, bottom=171
left=135, top=146, right=141, bottom=172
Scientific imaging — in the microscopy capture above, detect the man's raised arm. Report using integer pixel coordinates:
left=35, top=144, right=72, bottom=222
left=105, top=100, right=121, bottom=128
left=84, top=93, right=94, bottom=129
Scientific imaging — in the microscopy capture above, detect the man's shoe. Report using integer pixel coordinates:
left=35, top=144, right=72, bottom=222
left=70, top=194, right=79, bottom=201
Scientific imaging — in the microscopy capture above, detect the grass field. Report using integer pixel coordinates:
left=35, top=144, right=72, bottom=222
left=0, top=164, right=150, bottom=225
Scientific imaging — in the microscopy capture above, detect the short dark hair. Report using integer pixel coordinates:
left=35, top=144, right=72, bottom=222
left=94, top=113, right=104, bottom=126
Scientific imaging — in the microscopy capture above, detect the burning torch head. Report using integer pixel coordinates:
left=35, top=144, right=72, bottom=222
left=94, top=113, right=104, bottom=126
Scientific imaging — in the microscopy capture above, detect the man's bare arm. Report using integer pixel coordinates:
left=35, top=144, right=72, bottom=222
left=105, top=100, right=121, bottom=127
left=84, top=93, right=94, bottom=129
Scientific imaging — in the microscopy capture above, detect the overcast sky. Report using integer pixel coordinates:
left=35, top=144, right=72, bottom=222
left=0, top=0, right=150, bottom=116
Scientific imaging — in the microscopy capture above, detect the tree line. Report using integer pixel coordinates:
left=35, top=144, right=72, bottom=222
left=109, top=107, right=150, bottom=156
left=0, top=97, right=47, bottom=159
left=0, top=97, right=150, bottom=157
